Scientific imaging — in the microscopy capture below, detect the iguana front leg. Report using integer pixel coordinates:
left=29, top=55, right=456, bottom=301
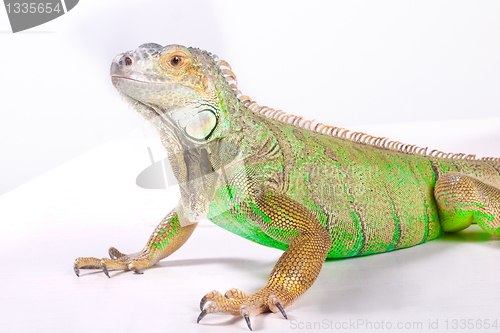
left=74, top=209, right=197, bottom=277
left=198, top=192, right=331, bottom=330
left=435, top=172, right=500, bottom=235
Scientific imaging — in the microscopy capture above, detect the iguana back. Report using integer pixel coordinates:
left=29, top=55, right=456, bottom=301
left=206, top=107, right=500, bottom=258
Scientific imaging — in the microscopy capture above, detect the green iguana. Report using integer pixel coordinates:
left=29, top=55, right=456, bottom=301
left=74, top=44, right=500, bottom=330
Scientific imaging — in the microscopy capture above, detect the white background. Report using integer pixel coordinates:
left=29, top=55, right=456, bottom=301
left=1, top=0, right=499, bottom=195
left=1, top=1, right=500, bottom=333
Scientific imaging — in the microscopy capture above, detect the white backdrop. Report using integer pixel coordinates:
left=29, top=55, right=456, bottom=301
left=1, top=0, right=499, bottom=195
left=1, top=2, right=500, bottom=332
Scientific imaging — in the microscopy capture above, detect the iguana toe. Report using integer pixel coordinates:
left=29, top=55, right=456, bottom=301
left=224, top=288, right=249, bottom=299
left=108, top=246, right=126, bottom=260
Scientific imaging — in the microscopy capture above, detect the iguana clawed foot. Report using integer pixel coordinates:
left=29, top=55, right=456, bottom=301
left=74, top=247, right=152, bottom=277
left=197, top=288, right=289, bottom=330
left=74, top=215, right=198, bottom=278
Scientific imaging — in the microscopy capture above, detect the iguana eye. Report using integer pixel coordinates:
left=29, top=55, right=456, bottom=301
left=159, top=49, right=189, bottom=70
left=170, top=56, right=183, bottom=67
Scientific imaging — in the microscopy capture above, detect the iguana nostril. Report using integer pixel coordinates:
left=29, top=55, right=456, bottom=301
left=124, top=56, right=132, bottom=66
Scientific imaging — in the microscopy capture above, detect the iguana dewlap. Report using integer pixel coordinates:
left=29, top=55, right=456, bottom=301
left=74, top=43, right=500, bottom=330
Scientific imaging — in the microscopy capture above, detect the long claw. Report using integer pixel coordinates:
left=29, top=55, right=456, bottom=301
left=243, top=313, right=252, bottom=331
left=131, top=267, right=143, bottom=275
left=101, top=262, right=110, bottom=278
left=197, top=309, right=207, bottom=324
left=275, top=301, right=287, bottom=319
left=73, top=264, right=80, bottom=277
left=200, top=295, right=208, bottom=311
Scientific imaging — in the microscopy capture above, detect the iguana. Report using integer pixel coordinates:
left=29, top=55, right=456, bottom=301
left=74, top=43, right=500, bottom=330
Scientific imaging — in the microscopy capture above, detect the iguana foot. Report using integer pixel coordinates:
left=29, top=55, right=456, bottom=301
left=197, top=288, right=289, bottom=330
left=74, top=247, right=152, bottom=277
left=74, top=212, right=198, bottom=277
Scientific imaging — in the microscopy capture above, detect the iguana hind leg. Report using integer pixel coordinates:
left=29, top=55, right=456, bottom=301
left=435, top=172, right=500, bottom=235
left=198, top=192, right=331, bottom=330
left=74, top=210, right=197, bottom=277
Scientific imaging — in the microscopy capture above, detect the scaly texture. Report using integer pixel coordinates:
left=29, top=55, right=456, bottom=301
left=74, top=44, right=500, bottom=330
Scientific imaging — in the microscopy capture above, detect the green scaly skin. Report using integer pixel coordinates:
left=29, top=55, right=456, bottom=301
left=74, top=44, right=500, bottom=330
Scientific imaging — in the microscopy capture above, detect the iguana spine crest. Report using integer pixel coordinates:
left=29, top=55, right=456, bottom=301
left=217, top=57, right=499, bottom=163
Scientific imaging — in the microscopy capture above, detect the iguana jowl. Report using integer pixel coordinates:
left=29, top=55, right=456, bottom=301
left=74, top=44, right=500, bottom=330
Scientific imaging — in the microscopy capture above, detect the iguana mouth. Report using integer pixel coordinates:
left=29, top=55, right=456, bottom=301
left=111, top=75, right=199, bottom=92
left=111, top=75, right=164, bottom=84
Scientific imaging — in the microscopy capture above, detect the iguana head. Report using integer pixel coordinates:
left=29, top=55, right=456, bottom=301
left=111, top=43, right=246, bottom=223
left=111, top=43, right=238, bottom=144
